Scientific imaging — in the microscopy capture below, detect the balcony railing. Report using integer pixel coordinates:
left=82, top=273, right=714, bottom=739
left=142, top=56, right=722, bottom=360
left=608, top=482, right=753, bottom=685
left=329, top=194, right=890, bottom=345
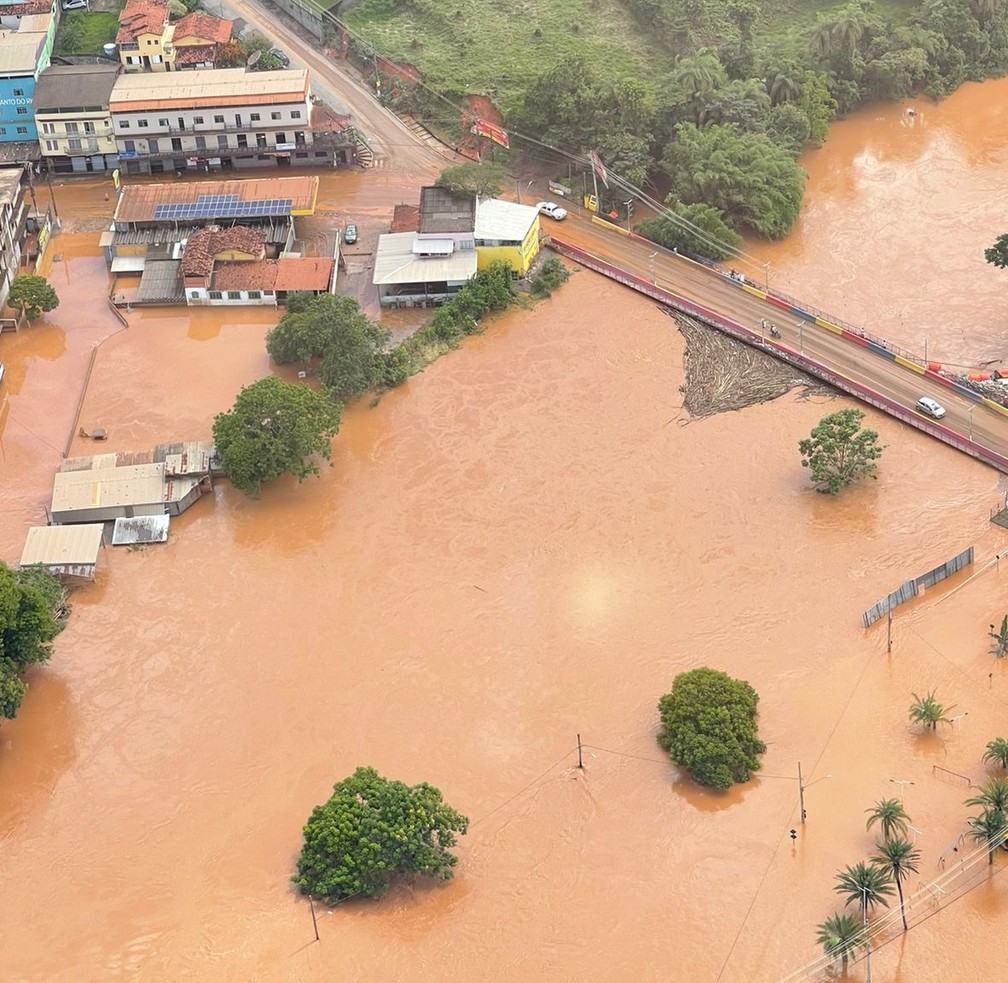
left=117, top=142, right=316, bottom=162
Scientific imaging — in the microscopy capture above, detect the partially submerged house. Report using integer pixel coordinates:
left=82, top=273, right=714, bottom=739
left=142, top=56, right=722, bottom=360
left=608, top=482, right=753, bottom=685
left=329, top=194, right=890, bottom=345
left=19, top=523, right=105, bottom=583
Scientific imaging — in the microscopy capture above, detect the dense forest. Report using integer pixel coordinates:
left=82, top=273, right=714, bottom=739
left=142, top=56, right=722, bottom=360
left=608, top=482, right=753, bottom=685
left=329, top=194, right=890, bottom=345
left=346, top=0, right=1008, bottom=248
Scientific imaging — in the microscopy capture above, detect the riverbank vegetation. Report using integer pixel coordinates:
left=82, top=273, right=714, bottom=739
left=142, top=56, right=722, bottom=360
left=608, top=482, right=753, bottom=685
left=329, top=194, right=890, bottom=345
left=656, top=667, right=766, bottom=788
left=344, top=0, right=1008, bottom=248
left=0, top=563, right=70, bottom=720
left=294, top=767, right=468, bottom=903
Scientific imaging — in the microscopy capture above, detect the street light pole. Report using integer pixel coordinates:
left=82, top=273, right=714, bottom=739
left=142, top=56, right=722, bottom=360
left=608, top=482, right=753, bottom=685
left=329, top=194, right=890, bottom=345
left=763, top=260, right=770, bottom=292
left=797, top=320, right=804, bottom=355
left=649, top=251, right=657, bottom=286
left=889, top=778, right=915, bottom=804
left=968, top=404, right=974, bottom=441
left=798, top=761, right=806, bottom=824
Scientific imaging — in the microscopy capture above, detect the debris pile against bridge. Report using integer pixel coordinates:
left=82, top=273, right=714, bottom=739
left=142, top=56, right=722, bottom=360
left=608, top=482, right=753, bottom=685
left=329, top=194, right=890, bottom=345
left=669, top=311, right=835, bottom=418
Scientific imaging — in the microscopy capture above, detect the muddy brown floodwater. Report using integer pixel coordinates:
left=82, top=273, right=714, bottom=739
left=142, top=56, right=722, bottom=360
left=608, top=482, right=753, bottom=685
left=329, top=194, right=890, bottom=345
left=2, top=80, right=1008, bottom=983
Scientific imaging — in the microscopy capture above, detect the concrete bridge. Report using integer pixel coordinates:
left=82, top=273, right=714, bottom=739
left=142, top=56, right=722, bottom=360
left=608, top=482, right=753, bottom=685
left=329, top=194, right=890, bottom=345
left=546, top=219, right=1008, bottom=475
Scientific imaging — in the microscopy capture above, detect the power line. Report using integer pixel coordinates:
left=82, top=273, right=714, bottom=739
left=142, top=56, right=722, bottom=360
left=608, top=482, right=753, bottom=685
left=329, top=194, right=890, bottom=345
left=471, top=747, right=577, bottom=827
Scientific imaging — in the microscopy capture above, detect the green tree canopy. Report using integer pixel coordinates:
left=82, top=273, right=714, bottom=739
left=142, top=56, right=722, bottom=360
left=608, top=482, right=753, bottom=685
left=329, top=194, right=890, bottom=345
left=865, top=797, right=911, bottom=841
left=967, top=807, right=1006, bottom=864
left=212, top=376, right=343, bottom=496
left=834, top=860, right=894, bottom=915
left=656, top=667, right=766, bottom=789
left=7, top=275, right=59, bottom=319
left=798, top=408, right=884, bottom=494
left=983, top=737, right=1008, bottom=770
left=985, top=234, right=1008, bottom=269
left=266, top=295, right=391, bottom=404
left=294, top=766, right=469, bottom=903
left=0, top=562, right=70, bottom=720
left=871, top=837, right=920, bottom=931
left=660, top=122, right=806, bottom=239
left=815, top=911, right=863, bottom=973
left=435, top=162, right=507, bottom=200
left=908, top=689, right=953, bottom=731
left=636, top=199, right=742, bottom=262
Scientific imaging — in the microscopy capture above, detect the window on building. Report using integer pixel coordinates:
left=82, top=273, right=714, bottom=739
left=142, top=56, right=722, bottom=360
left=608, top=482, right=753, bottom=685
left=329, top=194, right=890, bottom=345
left=15, top=107, right=27, bottom=116
left=65, top=121, right=79, bottom=134
left=84, top=121, right=95, bottom=134
left=275, top=132, right=286, bottom=144
left=217, top=135, right=228, bottom=149
left=194, top=116, right=204, bottom=124
left=291, top=110, right=301, bottom=119
left=227, top=291, right=241, bottom=300
left=138, top=119, right=149, bottom=128
left=189, top=291, right=200, bottom=300
left=12, top=87, right=23, bottom=97
left=0, top=128, right=7, bottom=135
left=45, top=140, right=57, bottom=151
left=213, top=114, right=224, bottom=123
left=123, top=139, right=136, bottom=152
left=250, top=113, right=260, bottom=122
left=42, top=122, right=54, bottom=134
left=195, top=136, right=206, bottom=150
left=271, top=112, right=281, bottom=120
left=208, top=291, right=222, bottom=299
left=16, top=126, right=27, bottom=135
left=248, top=291, right=261, bottom=299
left=120, top=120, right=131, bottom=129
left=158, top=118, right=168, bottom=126
left=148, top=139, right=159, bottom=152
left=67, top=137, right=81, bottom=150
left=127, top=56, right=141, bottom=65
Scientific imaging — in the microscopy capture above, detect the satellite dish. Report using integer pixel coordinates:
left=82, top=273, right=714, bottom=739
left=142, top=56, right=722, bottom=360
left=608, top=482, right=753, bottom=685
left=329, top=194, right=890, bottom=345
left=247, top=49, right=261, bottom=67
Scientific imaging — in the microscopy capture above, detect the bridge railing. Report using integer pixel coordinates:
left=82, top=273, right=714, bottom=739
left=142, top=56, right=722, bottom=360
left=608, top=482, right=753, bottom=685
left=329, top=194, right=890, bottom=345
left=546, top=238, right=1008, bottom=477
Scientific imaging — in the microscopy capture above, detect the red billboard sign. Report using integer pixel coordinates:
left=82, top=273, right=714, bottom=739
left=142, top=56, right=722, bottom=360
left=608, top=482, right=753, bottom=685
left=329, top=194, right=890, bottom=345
left=471, top=119, right=510, bottom=149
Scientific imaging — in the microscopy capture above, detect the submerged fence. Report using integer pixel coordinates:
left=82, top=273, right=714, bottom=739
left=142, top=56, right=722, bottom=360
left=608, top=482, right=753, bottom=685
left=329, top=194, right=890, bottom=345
left=861, top=546, right=974, bottom=627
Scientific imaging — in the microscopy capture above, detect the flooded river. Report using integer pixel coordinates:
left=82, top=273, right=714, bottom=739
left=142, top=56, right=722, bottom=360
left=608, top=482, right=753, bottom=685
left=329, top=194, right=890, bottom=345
left=2, top=79, right=1008, bottom=983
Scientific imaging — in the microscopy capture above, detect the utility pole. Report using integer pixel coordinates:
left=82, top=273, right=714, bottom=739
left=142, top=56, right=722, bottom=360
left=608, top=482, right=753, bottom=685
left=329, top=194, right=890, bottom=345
left=308, top=894, right=320, bottom=942
left=887, top=610, right=893, bottom=653
left=798, top=761, right=806, bottom=824
left=576, top=733, right=584, bottom=770
left=863, top=887, right=872, bottom=983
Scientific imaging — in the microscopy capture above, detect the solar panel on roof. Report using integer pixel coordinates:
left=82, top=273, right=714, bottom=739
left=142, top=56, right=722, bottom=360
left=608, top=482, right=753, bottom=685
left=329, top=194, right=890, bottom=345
left=152, top=194, right=294, bottom=222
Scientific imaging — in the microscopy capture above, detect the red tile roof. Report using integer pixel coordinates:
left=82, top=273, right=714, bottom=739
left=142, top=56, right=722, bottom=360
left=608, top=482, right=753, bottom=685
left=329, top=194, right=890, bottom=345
left=181, top=225, right=267, bottom=277
left=116, top=0, right=170, bottom=43
left=274, top=257, right=334, bottom=292
left=212, top=260, right=278, bottom=292
left=173, top=12, right=232, bottom=45
left=310, top=103, right=350, bottom=134
left=174, top=43, right=217, bottom=67
left=1, top=0, right=52, bottom=15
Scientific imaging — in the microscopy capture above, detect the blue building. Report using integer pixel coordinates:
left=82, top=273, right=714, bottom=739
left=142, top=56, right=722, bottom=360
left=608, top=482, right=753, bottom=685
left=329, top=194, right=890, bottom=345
left=0, top=6, right=56, bottom=158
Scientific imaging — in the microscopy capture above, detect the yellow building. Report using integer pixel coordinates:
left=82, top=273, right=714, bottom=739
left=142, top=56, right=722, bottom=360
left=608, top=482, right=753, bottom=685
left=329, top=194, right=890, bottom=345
left=117, top=0, right=175, bottom=72
left=474, top=198, right=541, bottom=276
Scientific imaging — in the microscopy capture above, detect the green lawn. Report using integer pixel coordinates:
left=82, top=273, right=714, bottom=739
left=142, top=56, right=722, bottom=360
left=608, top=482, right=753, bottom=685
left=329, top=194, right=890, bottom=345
left=55, top=10, right=120, bottom=57
left=342, top=0, right=674, bottom=117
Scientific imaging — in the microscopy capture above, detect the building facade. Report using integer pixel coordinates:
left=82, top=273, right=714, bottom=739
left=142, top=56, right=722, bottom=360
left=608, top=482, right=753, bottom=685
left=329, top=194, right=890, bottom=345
left=116, top=0, right=174, bottom=73
left=474, top=199, right=541, bottom=276
left=109, top=68, right=356, bottom=175
left=0, top=8, right=56, bottom=151
left=34, top=64, right=119, bottom=173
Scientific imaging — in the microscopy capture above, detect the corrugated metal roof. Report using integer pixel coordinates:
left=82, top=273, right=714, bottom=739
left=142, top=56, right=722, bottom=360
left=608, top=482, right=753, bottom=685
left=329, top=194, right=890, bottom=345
left=111, top=256, right=146, bottom=273
left=109, top=68, right=309, bottom=111
left=0, top=35, right=45, bottom=74
left=474, top=199, right=539, bottom=242
left=157, top=440, right=216, bottom=476
left=20, top=524, right=105, bottom=567
left=112, top=515, right=169, bottom=545
left=52, top=463, right=167, bottom=513
left=372, top=232, right=477, bottom=286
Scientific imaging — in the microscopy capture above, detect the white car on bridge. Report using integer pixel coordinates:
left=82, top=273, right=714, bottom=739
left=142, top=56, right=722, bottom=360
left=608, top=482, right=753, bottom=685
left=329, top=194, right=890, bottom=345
left=915, top=396, right=947, bottom=419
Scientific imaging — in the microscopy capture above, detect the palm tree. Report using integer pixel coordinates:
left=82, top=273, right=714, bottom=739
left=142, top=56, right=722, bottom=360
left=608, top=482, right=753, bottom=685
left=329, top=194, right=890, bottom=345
left=909, top=690, right=954, bottom=731
left=865, top=798, right=911, bottom=840
left=815, top=911, right=863, bottom=974
left=766, top=70, right=801, bottom=105
left=967, top=807, right=1007, bottom=865
left=988, top=616, right=1008, bottom=657
left=811, top=21, right=835, bottom=62
left=871, top=837, right=920, bottom=931
left=983, top=737, right=1008, bottom=770
left=834, top=861, right=895, bottom=916
left=966, top=777, right=1008, bottom=816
